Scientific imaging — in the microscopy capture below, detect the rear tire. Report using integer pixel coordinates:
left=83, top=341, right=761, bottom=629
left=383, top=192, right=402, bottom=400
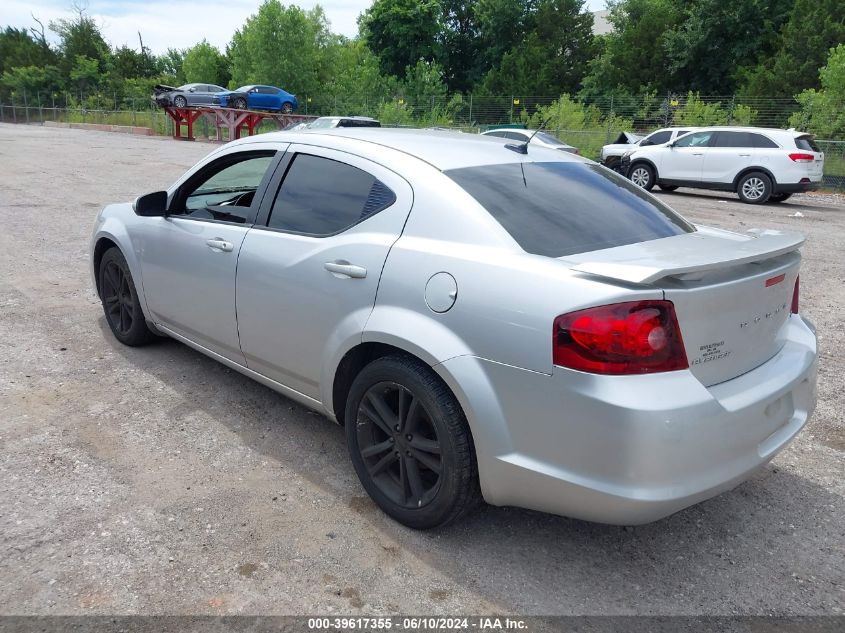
left=768, top=192, right=793, bottom=203
left=658, top=184, right=678, bottom=192
left=98, top=248, right=157, bottom=346
left=629, top=163, right=656, bottom=191
left=281, top=102, right=294, bottom=114
left=737, top=171, right=772, bottom=204
left=345, top=355, right=481, bottom=529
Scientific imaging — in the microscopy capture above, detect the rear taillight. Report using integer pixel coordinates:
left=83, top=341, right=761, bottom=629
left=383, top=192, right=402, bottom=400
left=788, top=153, right=815, bottom=163
left=553, top=300, right=688, bottom=375
left=792, top=276, right=800, bottom=314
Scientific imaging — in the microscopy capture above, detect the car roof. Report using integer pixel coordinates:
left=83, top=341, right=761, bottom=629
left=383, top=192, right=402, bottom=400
left=232, top=128, right=585, bottom=171
left=679, top=126, right=804, bottom=137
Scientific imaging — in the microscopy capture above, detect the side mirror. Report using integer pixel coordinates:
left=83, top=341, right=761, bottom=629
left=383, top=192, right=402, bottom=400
left=188, top=87, right=196, bottom=92
left=133, top=191, right=168, bottom=217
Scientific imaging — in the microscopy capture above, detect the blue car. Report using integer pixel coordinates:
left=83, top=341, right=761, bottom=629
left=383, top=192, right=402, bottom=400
left=212, top=85, right=298, bottom=113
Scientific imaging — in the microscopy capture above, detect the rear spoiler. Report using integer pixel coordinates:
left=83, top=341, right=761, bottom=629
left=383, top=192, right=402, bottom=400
left=569, top=228, right=804, bottom=285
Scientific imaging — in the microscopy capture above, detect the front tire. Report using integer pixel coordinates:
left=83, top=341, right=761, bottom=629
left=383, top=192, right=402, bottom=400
left=233, top=97, right=247, bottom=110
left=737, top=171, right=772, bottom=204
left=98, top=248, right=156, bottom=346
left=345, top=355, right=481, bottom=529
left=629, top=163, right=656, bottom=191
left=173, top=95, right=187, bottom=108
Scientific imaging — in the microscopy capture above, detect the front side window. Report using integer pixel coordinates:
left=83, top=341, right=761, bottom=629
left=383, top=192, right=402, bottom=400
left=674, top=131, right=714, bottom=148
left=712, top=131, right=753, bottom=148
left=446, top=162, right=694, bottom=258
left=171, top=152, right=275, bottom=224
left=267, top=154, right=396, bottom=236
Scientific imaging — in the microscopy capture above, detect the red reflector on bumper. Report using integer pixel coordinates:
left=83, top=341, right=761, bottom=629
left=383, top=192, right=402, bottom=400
left=766, top=273, right=786, bottom=287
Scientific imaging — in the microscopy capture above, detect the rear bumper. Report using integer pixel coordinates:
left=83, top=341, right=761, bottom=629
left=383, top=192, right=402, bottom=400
left=774, top=180, right=820, bottom=194
left=437, top=315, right=817, bottom=524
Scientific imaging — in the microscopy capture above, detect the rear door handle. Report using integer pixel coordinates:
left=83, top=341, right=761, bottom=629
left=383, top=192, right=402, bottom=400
left=206, top=238, right=234, bottom=252
left=739, top=153, right=751, bottom=157
left=324, top=261, right=367, bottom=279
left=691, top=152, right=704, bottom=156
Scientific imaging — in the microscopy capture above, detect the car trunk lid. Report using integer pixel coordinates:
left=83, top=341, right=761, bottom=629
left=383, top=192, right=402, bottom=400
left=565, top=227, right=803, bottom=386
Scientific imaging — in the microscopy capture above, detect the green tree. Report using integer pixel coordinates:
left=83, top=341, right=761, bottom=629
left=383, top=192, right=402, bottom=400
left=228, top=1, right=335, bottom=96
left=158, top=48, right=187, bottom=83
left=0, top=27, right=57, bottom=76
left=0, top=64, right=62, bottom=102
left=662, top=0, right=794, bottom=94
left=742, top=0, right=845, bottom=98
left=438, top=1, right=480, bottom=92
left=580, top=0, right=683, bottom=96
left=359, top=0, right=442, bottom=77
left=475, top=0, right=527, bottom=74
left=182, top=40, right=229, bottom=86
left=49, top=6, right=111, bottom=78
left=110, top=45, right=158, bottom=80
left=790, top=44, right=845, bottom=137
left=69, top=54, right=100, bottom=93
left=480, top=0, right=594, bottom=95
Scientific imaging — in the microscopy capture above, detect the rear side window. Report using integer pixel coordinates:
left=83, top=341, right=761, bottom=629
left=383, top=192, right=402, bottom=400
left=644, top=130, right=671, bottom=145
left=795, top=136, right=821, bottom=152
left=751, top=134, right=779, bottom=148
left=267, top=154, right=396, bottom=236
left=446, top=162, right=694, bottom=257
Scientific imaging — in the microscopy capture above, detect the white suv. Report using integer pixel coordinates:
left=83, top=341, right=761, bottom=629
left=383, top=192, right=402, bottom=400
left=600, top=127, right=700, bottom=172
left=621, top=127, right=825, bottom=204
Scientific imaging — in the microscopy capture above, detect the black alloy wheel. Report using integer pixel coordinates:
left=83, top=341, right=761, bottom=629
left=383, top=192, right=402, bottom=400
left=98, top=247, right=156, bottom=346
left=356, top=381, right=443, bottom=509
left=345, top=355, right=481, bottom=529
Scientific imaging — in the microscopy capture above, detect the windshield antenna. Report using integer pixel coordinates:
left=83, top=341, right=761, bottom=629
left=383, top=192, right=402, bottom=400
left=505, top=114, right=554, bottom=155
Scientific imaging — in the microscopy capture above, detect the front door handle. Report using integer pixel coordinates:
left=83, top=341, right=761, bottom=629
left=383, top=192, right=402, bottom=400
left=738, top=153, right=751, bottom=157
left=206, top=238, right=234, bottom=252
left=324, top=261, right=367, bottom=279
left=691, top=152, right=704, bottom=156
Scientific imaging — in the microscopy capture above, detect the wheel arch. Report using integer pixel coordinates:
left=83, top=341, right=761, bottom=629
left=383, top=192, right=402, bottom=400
left=733, top=166, right=777, bottom=191
left=628, top=158, right=658, bottom=181
left=91, top=217, right=153, bottom=322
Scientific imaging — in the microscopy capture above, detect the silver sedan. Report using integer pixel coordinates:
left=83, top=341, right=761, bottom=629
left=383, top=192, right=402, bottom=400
left=90, top=129, right=817, bottom=529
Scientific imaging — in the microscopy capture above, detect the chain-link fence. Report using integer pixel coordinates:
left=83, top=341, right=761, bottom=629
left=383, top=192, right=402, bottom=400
left=2, top=92, right=843, bottom=188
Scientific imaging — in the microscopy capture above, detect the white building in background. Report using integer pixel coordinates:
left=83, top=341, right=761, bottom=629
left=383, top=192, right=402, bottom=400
left=592, top=10, right=612, bottom=35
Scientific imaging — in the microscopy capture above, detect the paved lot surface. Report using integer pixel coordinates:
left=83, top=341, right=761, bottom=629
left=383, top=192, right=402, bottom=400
left=0, top=123, right=843, bottom=616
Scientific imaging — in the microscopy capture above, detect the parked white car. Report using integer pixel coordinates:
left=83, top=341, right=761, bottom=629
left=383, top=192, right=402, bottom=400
left=482, top=128, right=579, bottom=154
left=621, top=127, right=825, bottom=203
left=601, top=127, right=700, bottom=171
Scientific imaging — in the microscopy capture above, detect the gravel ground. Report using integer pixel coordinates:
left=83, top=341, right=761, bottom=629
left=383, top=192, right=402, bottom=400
left=0, top=123, right=843, bottom=616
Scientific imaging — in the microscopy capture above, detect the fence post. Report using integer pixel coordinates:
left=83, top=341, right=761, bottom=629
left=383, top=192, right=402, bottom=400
left=23, top=88, right=29, bottom=123
left=727, top=95, right=736, bottom=125
left=605, top=94, right=615, bottom=144
left=468, top=94, right=473, bottom=125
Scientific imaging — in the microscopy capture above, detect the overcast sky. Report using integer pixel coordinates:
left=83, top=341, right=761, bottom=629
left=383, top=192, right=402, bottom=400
left=2, top=1, right=609, bottom=54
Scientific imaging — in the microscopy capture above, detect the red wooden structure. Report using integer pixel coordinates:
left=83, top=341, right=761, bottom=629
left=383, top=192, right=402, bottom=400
left=163, top=106, right=316, bottom=141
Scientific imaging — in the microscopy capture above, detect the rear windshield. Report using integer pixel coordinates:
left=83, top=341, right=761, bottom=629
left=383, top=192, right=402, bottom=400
left=795, top=135, right=821, bottom=152
left=446, top=162, right=695, bottom=257
left=533, top=132, right=567, bottom=145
